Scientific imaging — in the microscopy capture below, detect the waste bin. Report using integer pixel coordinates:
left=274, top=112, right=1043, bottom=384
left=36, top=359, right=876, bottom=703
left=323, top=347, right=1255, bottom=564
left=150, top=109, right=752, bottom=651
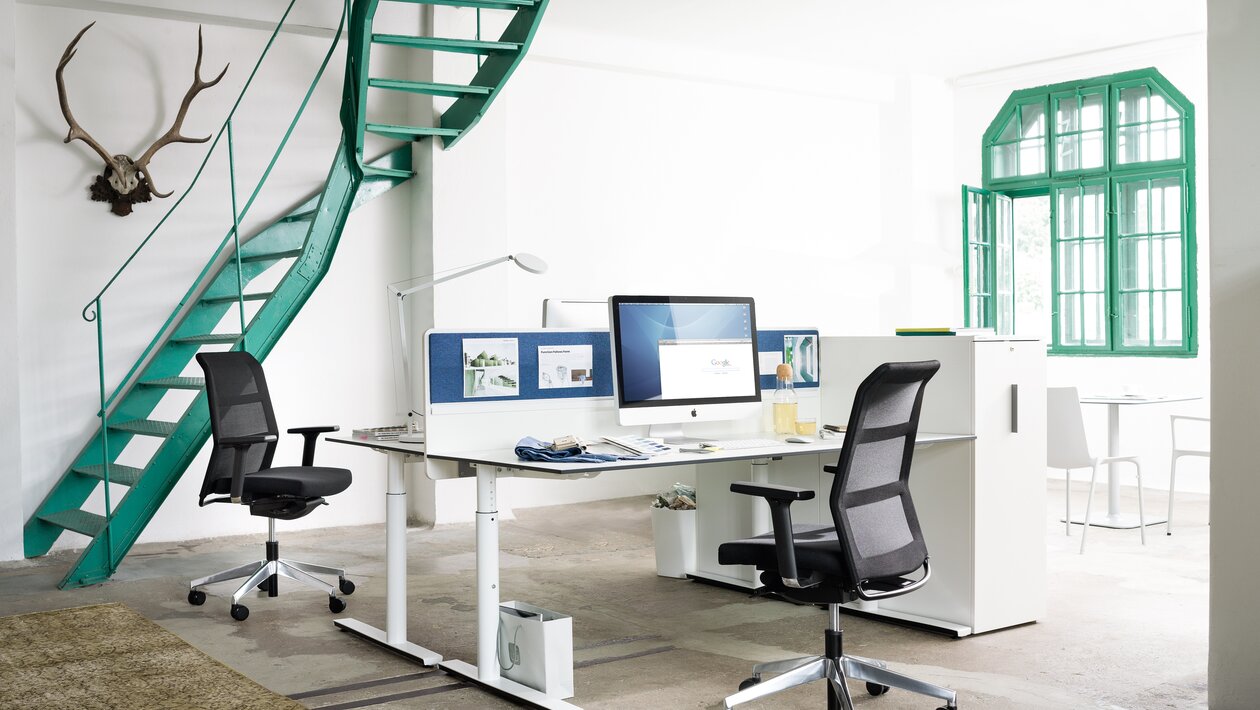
left=650, top=507, right=696, bottom=578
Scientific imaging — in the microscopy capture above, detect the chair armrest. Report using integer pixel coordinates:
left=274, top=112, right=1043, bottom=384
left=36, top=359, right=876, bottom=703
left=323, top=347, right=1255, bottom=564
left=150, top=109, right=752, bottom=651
left=288, top=425, right=339, bottom=466
left=220, top=433, right=277, bottom=447
left=729, top=481, right=818, bottom=588
left=730, top=481, right=815, bottom=502
left=218, top=434, right=277, bottom=502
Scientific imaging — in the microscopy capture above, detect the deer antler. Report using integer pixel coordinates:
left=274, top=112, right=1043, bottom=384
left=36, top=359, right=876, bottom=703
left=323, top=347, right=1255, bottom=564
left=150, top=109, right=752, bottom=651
left=134, top=25, right=228, bottom=198
left=56, top=22, right=122, bottom=174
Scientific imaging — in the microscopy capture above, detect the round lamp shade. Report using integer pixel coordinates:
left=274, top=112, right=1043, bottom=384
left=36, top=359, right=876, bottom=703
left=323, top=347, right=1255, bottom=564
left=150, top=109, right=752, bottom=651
left=511, top=252, right=548, bottom=274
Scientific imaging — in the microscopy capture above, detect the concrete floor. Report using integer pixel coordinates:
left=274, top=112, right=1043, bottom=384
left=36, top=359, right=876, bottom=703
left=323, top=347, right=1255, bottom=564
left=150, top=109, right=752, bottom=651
left=0, top=480, right=1208, bottom=710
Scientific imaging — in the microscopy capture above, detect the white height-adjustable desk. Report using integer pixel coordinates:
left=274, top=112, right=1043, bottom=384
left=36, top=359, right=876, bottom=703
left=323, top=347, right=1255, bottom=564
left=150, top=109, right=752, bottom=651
left=1073, top=394, right=1201, bottom=529
left=426, top=432, right=972, bottom=710
left=325, top=436, right=442, bottom=666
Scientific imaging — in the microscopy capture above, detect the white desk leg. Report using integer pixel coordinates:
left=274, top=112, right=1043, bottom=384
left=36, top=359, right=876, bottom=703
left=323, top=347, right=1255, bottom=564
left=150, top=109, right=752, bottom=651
left=750, top=459, right=771, bottom=536
left=476, top=464, right=500, bottom=681
left=334, top=451, right=442, bottom=665
left=440, top=465, right=581, bottom=709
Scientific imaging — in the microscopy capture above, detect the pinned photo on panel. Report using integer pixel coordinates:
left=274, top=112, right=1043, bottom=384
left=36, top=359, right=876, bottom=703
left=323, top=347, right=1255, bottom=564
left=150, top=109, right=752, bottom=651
left=784, top=335, right=818, bottom=384
left=538, top=344, right=594, bottom=389
left=463, top=337, right=520, bottom=398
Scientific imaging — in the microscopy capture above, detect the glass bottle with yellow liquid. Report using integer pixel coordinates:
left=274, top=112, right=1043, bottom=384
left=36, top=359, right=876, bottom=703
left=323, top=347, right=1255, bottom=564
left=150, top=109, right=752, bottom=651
left=773, top=363, right=798, bottom=435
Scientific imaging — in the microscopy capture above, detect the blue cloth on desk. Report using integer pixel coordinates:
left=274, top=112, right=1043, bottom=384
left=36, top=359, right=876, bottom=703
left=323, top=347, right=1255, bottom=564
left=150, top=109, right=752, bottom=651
left=515, top=436, right=647, bottom=463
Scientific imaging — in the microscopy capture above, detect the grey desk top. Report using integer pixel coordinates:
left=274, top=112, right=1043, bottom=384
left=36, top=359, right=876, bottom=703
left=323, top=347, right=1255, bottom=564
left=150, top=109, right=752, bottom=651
left=1079, top=394, right=1201, bottom=405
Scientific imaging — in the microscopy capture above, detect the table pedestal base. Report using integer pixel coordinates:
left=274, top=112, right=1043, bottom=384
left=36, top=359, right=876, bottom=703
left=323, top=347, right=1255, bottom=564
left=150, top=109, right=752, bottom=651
left=335, top=618, right=442, bottom=666
left=1062, top=513, right=1167, bottom=530
left=439, top=659, right=580, bottom=709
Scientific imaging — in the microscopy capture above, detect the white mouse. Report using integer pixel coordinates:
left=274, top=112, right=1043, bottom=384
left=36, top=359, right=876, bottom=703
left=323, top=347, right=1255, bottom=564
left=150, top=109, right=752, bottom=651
left=785, top=436, right=813, bottom=444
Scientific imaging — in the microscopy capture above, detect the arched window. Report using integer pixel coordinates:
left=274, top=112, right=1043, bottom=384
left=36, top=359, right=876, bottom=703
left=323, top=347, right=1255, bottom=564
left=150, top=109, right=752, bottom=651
left=964, top=68, right=1196, bottom=356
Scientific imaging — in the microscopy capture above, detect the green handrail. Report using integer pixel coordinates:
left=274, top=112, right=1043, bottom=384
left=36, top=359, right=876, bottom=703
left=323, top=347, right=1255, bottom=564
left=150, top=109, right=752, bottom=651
left=80, top=0, right=350, bottom=532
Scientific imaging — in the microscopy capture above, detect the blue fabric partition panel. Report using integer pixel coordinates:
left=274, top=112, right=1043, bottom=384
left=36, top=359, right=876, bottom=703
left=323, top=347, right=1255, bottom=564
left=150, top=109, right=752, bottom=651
left=427, top=329, right=819, bottom=405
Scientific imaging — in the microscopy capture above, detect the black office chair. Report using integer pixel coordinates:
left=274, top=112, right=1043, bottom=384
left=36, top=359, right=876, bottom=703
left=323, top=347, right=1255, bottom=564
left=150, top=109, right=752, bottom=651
left=186, top=351, right=355, bottom=621
left=718, top=360, right=957, bottom=710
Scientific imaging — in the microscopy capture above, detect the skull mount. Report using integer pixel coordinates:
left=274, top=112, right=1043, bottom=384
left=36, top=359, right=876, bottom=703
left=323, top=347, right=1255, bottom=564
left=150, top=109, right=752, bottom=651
left=56, top=22, right=228, bottom=216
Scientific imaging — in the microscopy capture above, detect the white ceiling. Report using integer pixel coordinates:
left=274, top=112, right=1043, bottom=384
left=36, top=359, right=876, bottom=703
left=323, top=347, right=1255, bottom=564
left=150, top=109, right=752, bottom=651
left=541, top=0, right=1205, bottom=78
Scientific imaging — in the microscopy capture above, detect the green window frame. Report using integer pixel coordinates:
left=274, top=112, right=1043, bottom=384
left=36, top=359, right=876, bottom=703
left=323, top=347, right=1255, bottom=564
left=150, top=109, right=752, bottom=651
left=965, top=68, right=1196, bottom=357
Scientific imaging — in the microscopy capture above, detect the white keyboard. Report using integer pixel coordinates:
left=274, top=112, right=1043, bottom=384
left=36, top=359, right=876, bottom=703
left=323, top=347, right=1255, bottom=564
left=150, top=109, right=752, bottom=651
left=700, top=438, right=782, bottom=450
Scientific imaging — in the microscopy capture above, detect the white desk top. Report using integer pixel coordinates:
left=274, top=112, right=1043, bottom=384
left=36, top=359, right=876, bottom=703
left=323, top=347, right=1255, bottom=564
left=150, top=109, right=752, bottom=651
left=1079, top=394, right=1201, bottom=406
left=426, top=431, right=975, bottom=476
left=327, top=435, right=425, bottom=456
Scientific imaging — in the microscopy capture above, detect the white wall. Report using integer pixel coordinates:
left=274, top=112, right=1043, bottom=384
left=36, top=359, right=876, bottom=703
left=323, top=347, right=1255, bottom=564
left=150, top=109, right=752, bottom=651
left=402, top=12, right=961, bottom=521
left=1, top=0, right=23, bottom=561
left=1206, top=0, right=1260, bottom=703
left=4, top=1, right=422, bottom=559
left=952, top=35, right=1211, bottom=495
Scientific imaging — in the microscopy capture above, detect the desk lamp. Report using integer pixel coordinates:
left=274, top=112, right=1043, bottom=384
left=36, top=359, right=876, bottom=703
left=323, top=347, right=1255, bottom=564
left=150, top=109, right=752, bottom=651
left=388, top=253, right=548, bottom=440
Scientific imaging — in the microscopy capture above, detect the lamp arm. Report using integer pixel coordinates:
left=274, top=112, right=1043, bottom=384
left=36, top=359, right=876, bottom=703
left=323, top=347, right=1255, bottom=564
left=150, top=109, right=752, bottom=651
left=389, top=255, right=513, bottom=299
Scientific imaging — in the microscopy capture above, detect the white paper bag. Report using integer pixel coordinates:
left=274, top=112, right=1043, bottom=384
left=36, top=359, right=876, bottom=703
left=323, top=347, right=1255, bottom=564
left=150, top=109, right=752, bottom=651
left=499, top=601, right=574, bottom=699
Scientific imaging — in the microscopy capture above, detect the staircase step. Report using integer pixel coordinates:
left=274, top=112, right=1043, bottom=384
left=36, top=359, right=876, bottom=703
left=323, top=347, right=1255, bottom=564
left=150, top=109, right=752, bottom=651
left=138, top=376, right=206, bottom=390
left=201, top=292, right=272, bottom=305
left=389, top=0, right=538, bottom=9
left=170, top=333, right=242, bottom=345
left=369, top=78, right=492, bottom=98
left=363, top=165, right=415, bottom=180
left=72, top=464, right=144, bottom=487
left=366, top=123, right=461, bottom=141
left=239, top=248, right=303, bottom=263
left=109, top=419, right=178, bottom=438
left=38, top=510, right=106, bottom=538
left=371, top=34, right=521, bottom=55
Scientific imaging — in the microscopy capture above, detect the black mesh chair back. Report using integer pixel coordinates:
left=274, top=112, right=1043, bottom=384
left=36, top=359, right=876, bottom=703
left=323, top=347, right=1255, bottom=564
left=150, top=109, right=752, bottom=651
left=197, top=351, right=279, bottom=504
left=827, top=360, right=939, bottom=588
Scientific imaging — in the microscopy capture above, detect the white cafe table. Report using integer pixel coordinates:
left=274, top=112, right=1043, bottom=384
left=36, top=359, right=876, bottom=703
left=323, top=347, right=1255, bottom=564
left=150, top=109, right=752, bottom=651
left=1073, top=395, right=1200, bottom=529
left=325, top=435, right=442, bottom=666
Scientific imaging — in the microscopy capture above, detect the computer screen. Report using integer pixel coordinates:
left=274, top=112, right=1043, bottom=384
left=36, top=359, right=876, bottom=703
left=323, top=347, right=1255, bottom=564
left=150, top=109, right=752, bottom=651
left=609, top=296, right=760, bottom=437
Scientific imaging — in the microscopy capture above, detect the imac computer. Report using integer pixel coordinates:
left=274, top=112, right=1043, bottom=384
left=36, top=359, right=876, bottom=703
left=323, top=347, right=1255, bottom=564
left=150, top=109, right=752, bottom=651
left=609, top=295, right=761, bottom=442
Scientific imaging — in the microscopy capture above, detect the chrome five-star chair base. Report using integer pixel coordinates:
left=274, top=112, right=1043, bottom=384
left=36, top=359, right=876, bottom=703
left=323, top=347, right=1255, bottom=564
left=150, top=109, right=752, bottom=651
left=724, top=605, right=958, bottom=710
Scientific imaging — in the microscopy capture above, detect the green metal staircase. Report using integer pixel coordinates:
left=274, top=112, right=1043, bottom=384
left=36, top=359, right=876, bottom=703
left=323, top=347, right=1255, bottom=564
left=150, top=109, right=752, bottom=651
left=24, top=0, right=549, bottom=589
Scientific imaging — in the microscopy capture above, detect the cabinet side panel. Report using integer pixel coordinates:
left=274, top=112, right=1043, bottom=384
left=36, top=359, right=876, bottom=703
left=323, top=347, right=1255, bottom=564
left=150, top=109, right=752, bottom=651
left=971, top=340, right=1048, bottom=632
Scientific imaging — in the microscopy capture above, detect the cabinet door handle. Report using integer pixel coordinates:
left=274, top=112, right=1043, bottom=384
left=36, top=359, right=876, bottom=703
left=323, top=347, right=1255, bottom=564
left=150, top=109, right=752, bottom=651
left=1010, top=384, right=1019, bottom=433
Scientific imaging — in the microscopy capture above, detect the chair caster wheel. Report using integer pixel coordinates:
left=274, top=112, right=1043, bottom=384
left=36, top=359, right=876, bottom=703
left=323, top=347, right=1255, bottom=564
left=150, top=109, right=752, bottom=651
left=338, top=577, right=355, bottom=595
left=329, top=596, right=347, bottom=613
left=738, top=677, right=760, bottom=692
left=188, top=589, right=206, bottom=606
left=867, top=682, right=890, bottom=696
left=230, top=604, right=249, bottom=621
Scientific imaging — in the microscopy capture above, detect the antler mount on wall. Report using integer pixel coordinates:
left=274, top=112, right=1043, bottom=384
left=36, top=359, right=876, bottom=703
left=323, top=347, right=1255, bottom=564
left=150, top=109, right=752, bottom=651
left=56, top=22, right=228, bottom=216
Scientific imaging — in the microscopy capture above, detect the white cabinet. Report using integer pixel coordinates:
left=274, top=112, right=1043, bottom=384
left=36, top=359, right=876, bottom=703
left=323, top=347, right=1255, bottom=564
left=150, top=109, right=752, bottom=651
left=819, top=336, right=1046, bottom=636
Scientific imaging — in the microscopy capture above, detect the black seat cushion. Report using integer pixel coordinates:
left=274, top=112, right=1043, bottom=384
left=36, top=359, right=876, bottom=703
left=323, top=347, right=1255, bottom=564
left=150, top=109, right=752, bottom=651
left=209, top=466, right=352, bottom=499
left=718, top=524, right=848, bottom=578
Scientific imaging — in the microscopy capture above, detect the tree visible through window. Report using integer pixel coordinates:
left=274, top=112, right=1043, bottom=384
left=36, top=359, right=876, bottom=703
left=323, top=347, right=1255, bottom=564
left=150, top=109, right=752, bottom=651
left=963, top=68, right=1196, bottom=356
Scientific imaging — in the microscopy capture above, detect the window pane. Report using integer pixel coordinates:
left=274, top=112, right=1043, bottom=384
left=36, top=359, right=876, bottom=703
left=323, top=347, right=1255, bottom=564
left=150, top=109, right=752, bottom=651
left=1058, top=191, right=1077, bottom=239
left=1059, top=241, right=1081, bottom=291
left=1083, top=239, right=1104, bottom=292
left=1156, top=291, right=1184, bottom=345
left=1019, top=137, right=1046, bottom=175
left=998, top=113, right=1019, bottom=142
left=1118, top=86, right=1148, bottom=125
left=1155, top=235, right=1183, bottom=289
left=1122, top=292, right=1150, bottom=346
left=1059, top=293, right=1080, bottom=344
left=1084, top=293, right=1107, bottom=346
left=1119, top=236, right=1143, bottom=290
left=1082, top=93, right=1103, bottom=130
left=1081, top=130, right=1104, bottom=169
left=1082, top=185, right=1105, bottom=237
left=1021, top=103, right=1045, bottom=138
left=992, top=143, right=1016, bottom=178
left=1056, top=135, right=1081, bottom=172
left=1118, top=181, right=1148, bottom=236
left=1057, top=99, right=1079, bottom=133
left=1118, top=124, right=1144, bottom=163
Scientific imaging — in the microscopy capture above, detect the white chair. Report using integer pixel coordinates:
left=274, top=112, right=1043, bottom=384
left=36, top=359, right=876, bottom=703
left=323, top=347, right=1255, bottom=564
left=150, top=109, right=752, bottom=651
left=1047, top=387, right=1145, bottom=553
left=1167, top=415, right=1210, bottom=536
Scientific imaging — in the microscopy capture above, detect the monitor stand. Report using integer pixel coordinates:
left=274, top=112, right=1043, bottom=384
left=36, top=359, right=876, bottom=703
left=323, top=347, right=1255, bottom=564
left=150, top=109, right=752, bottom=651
left=647, top=423, right=706, bottom=445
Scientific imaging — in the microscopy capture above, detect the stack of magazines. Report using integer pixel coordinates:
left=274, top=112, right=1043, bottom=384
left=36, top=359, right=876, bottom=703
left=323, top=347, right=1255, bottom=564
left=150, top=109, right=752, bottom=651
left=352, top=426, right=408, bottom=441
